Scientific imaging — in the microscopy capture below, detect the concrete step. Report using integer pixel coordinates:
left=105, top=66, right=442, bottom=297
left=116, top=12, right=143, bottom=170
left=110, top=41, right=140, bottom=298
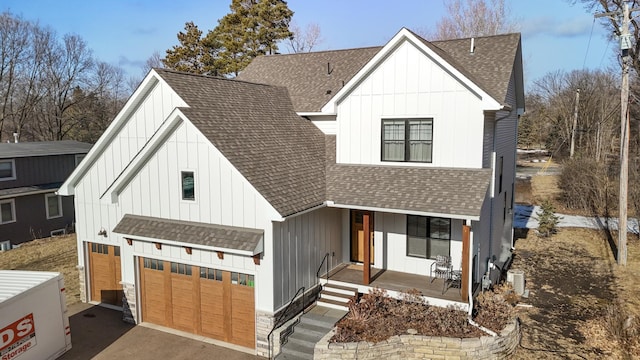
left=322, top=283, right=358, bottom=296
left=279, top=341, right=314, bottom=360
left=317, top=297, right=350, bottom=311
left=299, top=312, right=342, bottom=328
left=287, top=333, right=318, bottom=348
left=320, top=290, right=352, bottom=303
left=292, top=321, right=332, bottom=337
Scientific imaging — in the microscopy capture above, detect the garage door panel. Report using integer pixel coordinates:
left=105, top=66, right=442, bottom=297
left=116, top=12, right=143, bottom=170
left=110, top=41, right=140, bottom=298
left=171, top=275, right=195, bottom=331
left=200, top=280, right=225, bottom=339
left=142, top=269, right=167, bottom=325
left=230, top=284, right=255, bottom=348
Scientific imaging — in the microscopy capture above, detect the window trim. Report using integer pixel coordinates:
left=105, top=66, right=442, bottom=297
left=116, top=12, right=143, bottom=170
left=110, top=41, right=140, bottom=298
left=0, top=240, right=11, bottom=251
left=0, top=199, right=16, bottom=224
left=45, top=193, right=63, bottom=219
left=406, top=215, right=451, bottom=260
left=381, top=118, right=433, bottom=163
left=0, top=159, right=16, bottom=181
left=181, top=170, right=196, bottom=201
left=75, top=154, right=86, bottom=167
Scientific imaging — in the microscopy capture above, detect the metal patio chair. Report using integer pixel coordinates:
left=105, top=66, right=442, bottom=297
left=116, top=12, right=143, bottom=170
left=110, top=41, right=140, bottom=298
left=430, top=255, right=451, bottom=283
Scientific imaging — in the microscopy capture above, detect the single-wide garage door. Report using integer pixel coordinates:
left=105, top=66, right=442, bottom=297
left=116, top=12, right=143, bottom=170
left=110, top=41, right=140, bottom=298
left=88, top=242, right=123, bottom=306
left=139, top=258, right=255, bottom=348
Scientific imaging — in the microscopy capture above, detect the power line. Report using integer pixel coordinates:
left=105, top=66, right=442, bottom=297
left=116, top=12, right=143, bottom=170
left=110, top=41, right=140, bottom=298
left=599, top=40, right=610, bottom=67
left=582, top=17, right=596, bottom=69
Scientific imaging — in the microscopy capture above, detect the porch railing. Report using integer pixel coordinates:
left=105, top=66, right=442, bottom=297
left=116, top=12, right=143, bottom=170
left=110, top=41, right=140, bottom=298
left=267, top=286, right=305, bottom=360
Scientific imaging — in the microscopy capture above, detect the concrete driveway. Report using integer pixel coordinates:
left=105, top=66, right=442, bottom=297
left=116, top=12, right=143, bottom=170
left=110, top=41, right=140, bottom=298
left=59, top=303, right=261, bottom=360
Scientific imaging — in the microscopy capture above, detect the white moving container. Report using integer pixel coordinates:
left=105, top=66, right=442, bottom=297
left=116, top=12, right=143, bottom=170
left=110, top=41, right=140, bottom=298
left=0, top=271, right=72, bottom=360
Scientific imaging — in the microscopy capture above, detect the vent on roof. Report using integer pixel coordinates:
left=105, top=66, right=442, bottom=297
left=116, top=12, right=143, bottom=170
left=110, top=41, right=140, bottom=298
left=470, top=37, right=475, bottom=54
left=327, top=62, right=333, bottom=75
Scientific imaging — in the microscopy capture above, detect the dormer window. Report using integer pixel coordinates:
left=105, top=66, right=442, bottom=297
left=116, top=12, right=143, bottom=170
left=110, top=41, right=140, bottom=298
left=0, top=159, right=15, bottom=181
left=381, top=119, right=433, bottom=163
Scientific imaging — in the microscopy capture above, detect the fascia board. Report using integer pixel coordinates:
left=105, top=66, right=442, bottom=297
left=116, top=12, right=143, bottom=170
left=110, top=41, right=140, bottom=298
left=326, top=201, right=481, bottom=221
left=118, top=233, right=262, bottom=257
left=103, top=109, right=185, bottom=204
left=321, top=28, right=502, bottom=113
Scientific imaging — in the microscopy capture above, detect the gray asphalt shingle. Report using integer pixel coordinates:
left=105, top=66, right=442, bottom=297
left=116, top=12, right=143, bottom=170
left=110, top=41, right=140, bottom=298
left=0, top=140, right=92, bottom=159
left=112, top=214, right=263, bottom=253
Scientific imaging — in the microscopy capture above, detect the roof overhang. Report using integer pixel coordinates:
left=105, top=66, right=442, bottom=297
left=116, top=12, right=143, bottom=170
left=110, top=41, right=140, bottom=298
left=113, top=214, right=264, bottom=257
left=321, top=28, right=502, bottom=114
left=326, top=201, right=480, bottom=221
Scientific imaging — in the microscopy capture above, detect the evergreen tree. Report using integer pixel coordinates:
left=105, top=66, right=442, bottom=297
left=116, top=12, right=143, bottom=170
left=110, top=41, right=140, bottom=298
left=163, top=22, right=219, bottom=75
left=208, top=0, right=293, bottom=76
left=536, top=200, right=561, bottom=238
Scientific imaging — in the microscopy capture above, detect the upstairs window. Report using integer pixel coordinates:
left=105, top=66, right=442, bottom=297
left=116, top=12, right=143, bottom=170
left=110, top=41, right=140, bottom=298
left=181, top=171, right=195, bottom=201
left=0, top=199, right=15, bottom=224
left=45, top=193, right=63, bottom=219
left=0, top=160, right=15, bottom=181
left=382, top=119, right=433, bottom=163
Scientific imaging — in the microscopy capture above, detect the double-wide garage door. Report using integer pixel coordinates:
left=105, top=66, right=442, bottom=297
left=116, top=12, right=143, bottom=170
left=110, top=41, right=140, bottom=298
left=139, top=257, right=255, bottom=348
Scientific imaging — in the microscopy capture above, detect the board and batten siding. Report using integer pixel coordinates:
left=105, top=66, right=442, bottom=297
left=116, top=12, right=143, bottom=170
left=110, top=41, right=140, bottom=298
left=272, top=207, right=342, bottom=310
left=375, top=212, right=464, bottom=276
left=335, top=40, right=485, bottom=168
left=0, top=193, right=74, bottom=244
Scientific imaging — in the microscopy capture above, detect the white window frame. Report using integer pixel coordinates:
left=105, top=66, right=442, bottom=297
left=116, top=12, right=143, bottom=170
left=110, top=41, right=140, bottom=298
left=0, top=199, right=16, bottom=224
left=50, top=229, right=66, bottom=237
left=45, top=193, right=63, bottom=219
left=180, top=170, right=196, bottom=202
left=0, top=159, right=16, bottom=181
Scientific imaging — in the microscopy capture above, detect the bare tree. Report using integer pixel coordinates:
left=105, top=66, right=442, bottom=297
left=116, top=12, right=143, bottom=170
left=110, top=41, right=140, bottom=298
left=419, top=0, right=519, bottom=40
left=287, top=21, right=323, bottom=53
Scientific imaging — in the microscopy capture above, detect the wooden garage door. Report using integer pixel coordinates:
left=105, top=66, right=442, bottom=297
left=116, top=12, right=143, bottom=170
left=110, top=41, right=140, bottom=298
left=140, top=258, right=255, bottom=348
left=89, top=243, right=123, bottom=306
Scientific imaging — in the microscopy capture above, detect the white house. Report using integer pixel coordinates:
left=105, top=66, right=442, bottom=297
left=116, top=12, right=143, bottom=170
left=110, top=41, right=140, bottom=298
left=58, top=28, right=524, bottom=357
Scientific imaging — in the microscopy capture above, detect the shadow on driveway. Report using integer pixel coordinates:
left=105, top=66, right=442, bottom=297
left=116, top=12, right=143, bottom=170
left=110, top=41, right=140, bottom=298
left=59, top=303, right=260, bottom=360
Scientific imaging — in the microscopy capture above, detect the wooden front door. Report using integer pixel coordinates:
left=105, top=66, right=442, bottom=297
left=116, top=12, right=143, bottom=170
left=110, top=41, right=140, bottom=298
left=89, top=243, right=123, bottom=306
left=350, top=210, right=374, bottom=264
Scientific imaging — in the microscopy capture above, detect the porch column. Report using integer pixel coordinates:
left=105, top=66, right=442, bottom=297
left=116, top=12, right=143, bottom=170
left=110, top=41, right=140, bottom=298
left=363, top=212, right=371, bottom=285
left=462, top=224, right=470, bottom=302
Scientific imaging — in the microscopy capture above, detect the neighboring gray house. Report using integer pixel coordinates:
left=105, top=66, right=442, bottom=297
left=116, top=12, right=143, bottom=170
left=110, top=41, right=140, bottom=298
left=0, top=140, right=92, bottom=249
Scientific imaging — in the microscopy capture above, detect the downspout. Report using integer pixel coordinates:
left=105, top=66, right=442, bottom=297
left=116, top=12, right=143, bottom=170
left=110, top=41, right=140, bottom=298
left=467, top=221, right=474, bottom=316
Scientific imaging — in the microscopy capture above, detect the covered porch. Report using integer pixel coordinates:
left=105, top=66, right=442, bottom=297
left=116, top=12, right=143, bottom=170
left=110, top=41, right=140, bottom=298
left=320, top=263, right=467, bottom=309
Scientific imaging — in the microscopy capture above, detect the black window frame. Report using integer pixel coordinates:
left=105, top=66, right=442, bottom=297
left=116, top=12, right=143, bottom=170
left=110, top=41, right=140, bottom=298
left=0, top=159, right=15, bottom=181
left=381, top=118, right=433, bottom=163
left=406, top=215, right=451, bottom=259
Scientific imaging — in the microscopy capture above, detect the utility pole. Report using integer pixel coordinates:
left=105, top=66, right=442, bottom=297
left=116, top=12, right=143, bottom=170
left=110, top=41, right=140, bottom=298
left=595, top=2, right=639, bottom=266
left=570, top=88, right=580, bottom=159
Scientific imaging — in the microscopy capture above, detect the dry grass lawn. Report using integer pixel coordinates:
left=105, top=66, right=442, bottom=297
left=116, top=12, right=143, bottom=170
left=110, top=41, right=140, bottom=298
left=513, top=174, right=640, bottom=359
left=0, top=234, right=79, bottom=306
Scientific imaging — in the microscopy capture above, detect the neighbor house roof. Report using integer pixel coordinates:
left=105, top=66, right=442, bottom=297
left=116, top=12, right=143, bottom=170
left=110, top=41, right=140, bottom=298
left=0, top=182, right=61, bottom=200
left=0, top=140, right=92, bottom=159
left=113, top=214, right=263, bottom=255
left=154, top=69, right=327, bottom=217
left=324, top=136, right=490, bottom=218
left=237, top=30, right=521, bottom=112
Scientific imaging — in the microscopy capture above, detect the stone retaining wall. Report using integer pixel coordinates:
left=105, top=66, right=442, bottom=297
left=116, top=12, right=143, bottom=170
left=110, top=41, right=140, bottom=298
left=314, top=319, right=520, bottom=360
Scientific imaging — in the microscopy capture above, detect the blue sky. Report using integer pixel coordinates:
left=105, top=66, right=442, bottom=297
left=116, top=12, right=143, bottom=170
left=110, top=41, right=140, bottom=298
left=2, top=0, right=614, bottom=89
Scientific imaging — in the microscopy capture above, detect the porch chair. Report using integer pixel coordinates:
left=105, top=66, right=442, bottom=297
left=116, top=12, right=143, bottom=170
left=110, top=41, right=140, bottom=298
left=430, top=255, right=451, bottom=283
left=443, top=268, right=462, bottom=295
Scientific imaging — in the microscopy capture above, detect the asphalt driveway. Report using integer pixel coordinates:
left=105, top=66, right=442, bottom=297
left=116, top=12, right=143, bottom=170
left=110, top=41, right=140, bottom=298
left=59, top=303, right=261, bottom=360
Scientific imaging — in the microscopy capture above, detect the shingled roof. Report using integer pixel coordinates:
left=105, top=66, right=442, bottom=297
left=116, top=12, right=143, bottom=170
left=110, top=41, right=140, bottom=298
left=154, top=69, right=327, bottom=217
left=113, top=214, right=263, bottom=254
left=237, top=30, right=521, bottom=112
left=324, top=136, right=490, bottom=218
left=237, top=47, right=380, bottom=112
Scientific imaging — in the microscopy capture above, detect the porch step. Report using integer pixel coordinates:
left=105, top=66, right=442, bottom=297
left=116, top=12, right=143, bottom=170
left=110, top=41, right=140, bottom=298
left=322, top=283, right=359, bottom=296
left=318, top=283, right=358, bottom=311
left=276, top=305, right=346, bottom=360
left=319, top=290, right=352, bottom=303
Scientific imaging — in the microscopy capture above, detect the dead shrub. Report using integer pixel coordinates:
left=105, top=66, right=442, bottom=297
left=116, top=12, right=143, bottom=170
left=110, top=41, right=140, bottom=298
left=602, top=300, right=640, bottom=357
left=558, top=157, right=617, bottom=215
left=473, top=288, right=514, bottom=333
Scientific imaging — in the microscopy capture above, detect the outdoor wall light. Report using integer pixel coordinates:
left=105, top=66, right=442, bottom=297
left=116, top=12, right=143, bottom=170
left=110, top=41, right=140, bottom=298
left=97, top=227, right=107, bottom=237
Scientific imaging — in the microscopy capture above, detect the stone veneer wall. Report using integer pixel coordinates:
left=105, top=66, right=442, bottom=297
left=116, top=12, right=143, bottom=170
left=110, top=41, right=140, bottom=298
left=122, top=282, right=136, bottom=323
left=76, top=265, right=86, bottom=303
left=314, top=319, right=520, bottom=360
left=256, top=310, right=274, bottom=358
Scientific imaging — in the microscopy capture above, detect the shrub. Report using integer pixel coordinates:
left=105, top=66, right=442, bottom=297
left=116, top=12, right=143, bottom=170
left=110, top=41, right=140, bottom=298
left=602, top=300, right=640, bottom=356
left=473, top=288, right=515, bottom=333
left=536, top=199, right=560, bottom=237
